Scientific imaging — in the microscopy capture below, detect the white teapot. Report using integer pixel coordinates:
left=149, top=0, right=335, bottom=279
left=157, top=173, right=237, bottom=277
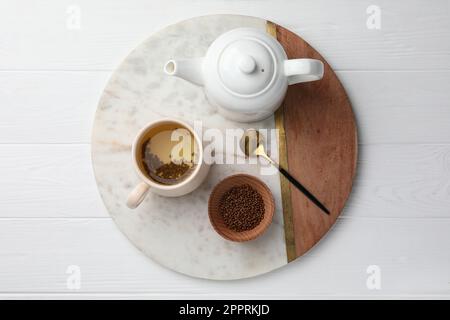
left=164, top=28, right=324, bottom=122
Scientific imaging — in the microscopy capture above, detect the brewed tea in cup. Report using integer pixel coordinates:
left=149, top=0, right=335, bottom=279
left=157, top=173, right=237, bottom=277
left=127, top=119, right=210, bottom=209
left=140, top=123, right=198, bottom=185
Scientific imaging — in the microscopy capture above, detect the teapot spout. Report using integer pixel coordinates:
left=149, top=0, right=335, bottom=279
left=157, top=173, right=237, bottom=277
left=164, top=58, right=204, bottom=86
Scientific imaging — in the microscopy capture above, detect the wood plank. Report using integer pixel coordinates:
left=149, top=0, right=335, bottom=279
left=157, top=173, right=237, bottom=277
left=2, top=293, right=448, bottom=299
left=339, top=71, right=450, bottom=144
left=0, top=144, right=449, bottom=219
left=1, top=71, right=449, bottom=144
left=0, top=145, right=108, bottom=218
left=0, top=1, right=448, bottom=70
left=275, top=23, right=357, bottom=258
left=0, top=218, right=448, bottom=297
left=0, top=71, right=109, bottom=144
left=346, top=144, right=450, bottom=218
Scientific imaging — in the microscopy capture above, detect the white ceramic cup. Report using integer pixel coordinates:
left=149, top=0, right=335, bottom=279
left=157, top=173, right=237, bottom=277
left=126, top=118, right=210, bottom=209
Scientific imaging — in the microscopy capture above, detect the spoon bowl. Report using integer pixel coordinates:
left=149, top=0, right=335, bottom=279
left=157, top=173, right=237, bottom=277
left=240, top=128, right=264, bottom=157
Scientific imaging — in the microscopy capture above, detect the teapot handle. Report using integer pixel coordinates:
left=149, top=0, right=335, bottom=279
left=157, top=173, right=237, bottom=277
left=284, top=59, right=324, bottom=85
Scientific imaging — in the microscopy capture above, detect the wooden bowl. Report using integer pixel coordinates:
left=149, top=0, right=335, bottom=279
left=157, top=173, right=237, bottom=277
left=208, top=174, right=275, bottom=242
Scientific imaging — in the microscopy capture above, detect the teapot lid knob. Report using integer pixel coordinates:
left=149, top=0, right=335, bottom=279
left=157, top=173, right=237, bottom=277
left=238, top=55, right=256, bottom=74
left=216, top=37, right=275, bottom=96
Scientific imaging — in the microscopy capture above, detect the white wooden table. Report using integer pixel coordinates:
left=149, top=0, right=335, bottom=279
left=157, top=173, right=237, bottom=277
left=1, top=0, right=449, bottom=299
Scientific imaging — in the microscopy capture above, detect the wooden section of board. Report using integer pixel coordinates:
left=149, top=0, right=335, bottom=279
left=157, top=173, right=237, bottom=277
left=272, top=23, right=358, bottom=258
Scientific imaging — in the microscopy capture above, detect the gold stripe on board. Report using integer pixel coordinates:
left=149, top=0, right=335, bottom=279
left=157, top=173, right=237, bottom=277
left=267, top=21, right=297, bottom=262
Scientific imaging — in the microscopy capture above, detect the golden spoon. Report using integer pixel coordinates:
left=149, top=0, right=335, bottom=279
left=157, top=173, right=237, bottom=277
left=241, top=129, right=330, bottom=215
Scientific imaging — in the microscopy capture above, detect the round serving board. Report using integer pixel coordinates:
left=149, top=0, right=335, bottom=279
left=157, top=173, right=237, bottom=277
left=92, top=14, right=357, bottom=280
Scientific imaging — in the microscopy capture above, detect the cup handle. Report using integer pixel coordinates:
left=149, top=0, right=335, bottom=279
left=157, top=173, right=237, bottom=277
left=284, top=59, right=324, bottom=85
left=126, top=182, right=150, bottom=209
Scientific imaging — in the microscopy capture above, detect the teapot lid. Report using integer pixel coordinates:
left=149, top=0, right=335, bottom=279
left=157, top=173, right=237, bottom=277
left=217, top=38, right=276, bottom=97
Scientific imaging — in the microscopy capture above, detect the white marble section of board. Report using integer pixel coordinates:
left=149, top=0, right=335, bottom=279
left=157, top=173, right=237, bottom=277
left=92, top=15, right=287, bottom=280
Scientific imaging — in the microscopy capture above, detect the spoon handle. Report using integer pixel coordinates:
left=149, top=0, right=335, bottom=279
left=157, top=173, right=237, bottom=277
left=278, top=167, right=330, bottom=215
